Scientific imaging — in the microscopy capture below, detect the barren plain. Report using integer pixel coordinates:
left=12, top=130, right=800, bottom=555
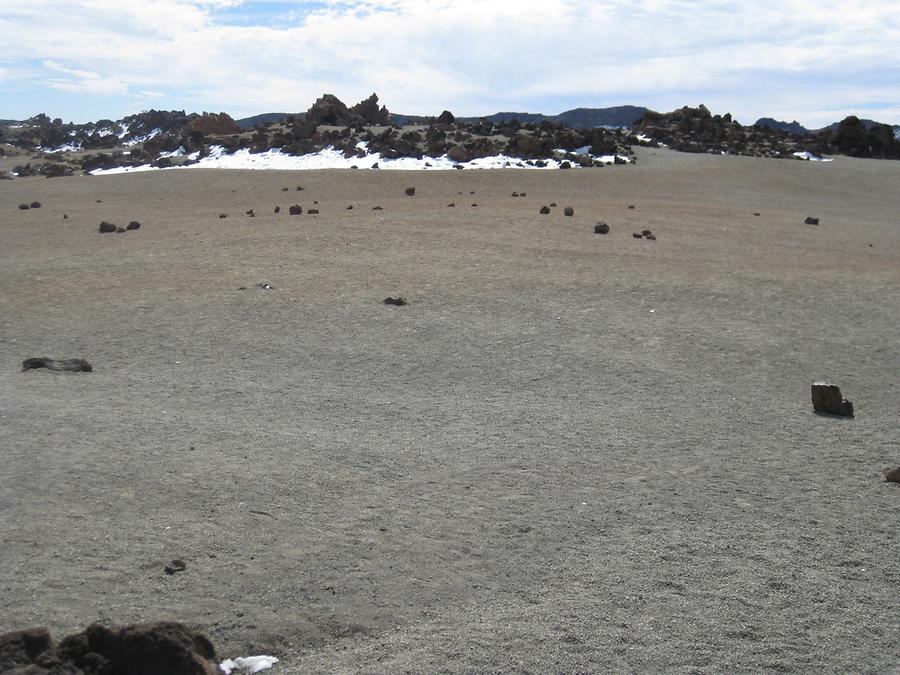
left=1, top=147, right=898, bottom=672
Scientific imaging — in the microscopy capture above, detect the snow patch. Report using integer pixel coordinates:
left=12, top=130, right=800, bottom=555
left=793, top=151, right=833, bottom=162
left=219, top=655, right=278, bottom=674
left=40, top=142, right=82, bottom=153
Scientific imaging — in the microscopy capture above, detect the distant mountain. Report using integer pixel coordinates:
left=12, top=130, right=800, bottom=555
left=235, top=112, right=295, bottom=128
left=455, top=105, right=649, bottom=129
left=754, top=118, right=811, bottom=134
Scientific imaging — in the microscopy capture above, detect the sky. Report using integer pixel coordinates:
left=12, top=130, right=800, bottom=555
left=1, top=0, right=898, bottom=128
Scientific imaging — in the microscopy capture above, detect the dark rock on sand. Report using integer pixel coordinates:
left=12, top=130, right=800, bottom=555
left=218, top=214, right=227, bottom=219
left=564, top=207, right=574, bottom=216
left=645, top=233, right=657, bottom=240
left=127, top=221, right=141, bottom=230
left=289, top=205, right=302, bottom=215
left=594, top=222, right=610, bottom=234
left=22, top=357, right=92, bottom=372
left=99, top=221, right=116, bottom=233
left=274, top=206, right=280, bottom=214
left=0, top=622, right=219, bottom=675
left=405, top=187, right=416, bottom=196
left=383, top=297, right=407, bottom=306
left=633, top=233, right=643, bottom=238
left=447, top=203, right=455, bottom=207
left=307, top=208, right=319, bottom=214
left=628, top=204, right=636, bottom=209
left=550, top=202, right=557, bottom=207
left=116, top=226, right=126, bottom=233
left=884, top=466, right=900, bottom=483
left=246, top=209, right=255, bottom=217
left=165, top=559, right=187, bottom=575
left=805, top=216, right=820, bottom=225
left=447, top=145, right=469, bottom=163
left=539, top=206, right=551, bottom=214
left=811, top=382, right=854, bottom=417
left=30, top=201, right=42, bottom=209
left=18, top=203, right=30, bottom=210
left=373, top=206, right=383, bottom=210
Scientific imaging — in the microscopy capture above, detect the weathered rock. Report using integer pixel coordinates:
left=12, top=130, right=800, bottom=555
left=126, top=221, right=141, bottom=230
left=563, top=207, right=574, bottom=216
left=22, top=357, right=92, bottom=372
left=274, top=206, right=280, bottom=214
left=539, top=206, right=551, bottom=214
left=99, top=221, right=116, bottom=233
left=165, top=559, right=187, bottom=575
left=811, top=382, right=854, bottom=417
left=447, top=145, right=469, bottom=163
left=372, top=206, right=383, bottom=210
left=594, top=222, right=610, bottom=234
left=289, top=205, right=302, bottom=215
left=884, top=466, right=900, bottom=483
left=116, top=226, right=126, bottom=233
left=18, top=203, right=29, bottom=210
left=0, top=627, right=56, bottom=672
left=383, top=296, right=407, bottom=306
left=633, top=233, right=643, bottom=238
left=437, top=110, right=455, bottom=124
left=405, top=187, right=416, bottom=196
left=307, top=208, right=319, bottom=214
left=218, top=214, right=227, bottom=219
left=804, top=216, right=819, bottom=225
left=30, top=201, right=42, bottom=209
left=645, top=233, right=657, bottom=240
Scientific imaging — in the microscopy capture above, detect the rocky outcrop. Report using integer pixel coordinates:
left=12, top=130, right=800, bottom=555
left=188, top=112, right=241, bottom=136
left=0, top=622, right=218, bottom=675
left=306, top=94, right=353, bottom=126
left=22, top=357, right=92, bottom=372
left=811, top=382, right=854, bottom=417
left=349, top=93, right=390, bottom=125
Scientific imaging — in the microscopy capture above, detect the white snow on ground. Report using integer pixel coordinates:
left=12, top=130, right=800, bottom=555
left=39, top=142, right=82, bottom=153
left=89, top=144, right=630, bottom=175
left=123, top=128, right=162, bottom=146
left=634, top=134, right=652, bottom=143
left=158, top=146, right=187, bottom=159
left=793, top=151, right=833, bottom=162
left=219, top=655, right=278, bottom=674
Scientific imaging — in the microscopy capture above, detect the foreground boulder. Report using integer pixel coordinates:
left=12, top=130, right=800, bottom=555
left=22, top=357, right=92, bottom=372
left=811, top=382, right=854, bottom=416
left=99, top=221, right=116, bottom=233
left=0, top=622, right=218, bottom=675
left=884, top=466, right=900, bottom=483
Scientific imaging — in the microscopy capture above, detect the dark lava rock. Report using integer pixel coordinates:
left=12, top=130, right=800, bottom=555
left=645, top=233, right=657, bottom=240
left=63, top=214, right=68, bottom=219
left=564, top=207, right=574, bottom=216
left=753, top=212, right=761, bottom=216
left=811, top=382, right=854, bottom=417
left=512, top=192, right=519, bottom=197
left=30, top=201, right=42, bottom=209
left=642, top=229, right=653, bottom=236
left=99, top=221, right=116, bottom=233
left=539, top=206, right=551, bottom=214
left=282, top=187, right=289, bottom=192
left=884, top=466, right=900, bottom=482
left=296, top=186, right=304, bottom=191
left=373, top=206, right=383, bottom=210
left=18, top=203, right=30, bottom=210
left=383, top=296, right=407, bottom=306
left=165, top=559, right=187, bottom=575
left=22, top=357, right=92, bottom=372
left=437, top=110, right=455, bottom=124
left=116, top=226, right=126, bottom=233
left=633, top=233, right=643, bottom=238
left=218, top=214, right=227, bottom=219
left=6, top=622, right=220, bottom=675
left=594, top=222, right=610, bottom=234
left=805, top=217, right=819, bottom=225
left=246, top=209, right=255, bottom=217
left=550, top=202, right=557, bottom=207
left=628, top=204, right=636, bottom=209
left=447, top=145, right=469, bottom=163
left=559, top=161, right=571, bottom=169
left=307, top=208, right=319, bottom=214
left=274, top=206, right=281, bottom=214
left=447, top=203, right=455, bottom=207
left=347, top=205, right=353, bottom=210
left=405, top=187, right=416, bottom=196
left=126, top=221, right=141, bottom=230
left=289, top=205, right=302, bottom=215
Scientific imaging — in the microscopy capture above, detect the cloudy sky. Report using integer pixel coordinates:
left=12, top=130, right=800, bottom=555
left=1, top=0, right=898, bottom=127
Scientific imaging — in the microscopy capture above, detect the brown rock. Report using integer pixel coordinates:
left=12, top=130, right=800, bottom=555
left=884, top=466, right=900, bottom=482
left=539, top=206, right=551, bottom=214
left=447, top=145, right=469, bottom=163
left=563, top=207, right=574, bottom=216
left=811, top=382, right=854, bottom=417
left=405, top=187, right=416, bottom=196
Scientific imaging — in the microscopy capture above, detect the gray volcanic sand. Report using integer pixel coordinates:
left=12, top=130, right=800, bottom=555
left=1, top=148, right=898, bottom=672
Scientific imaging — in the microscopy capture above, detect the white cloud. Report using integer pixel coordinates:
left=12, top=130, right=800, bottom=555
left=1, top=0, right=899, bottom=124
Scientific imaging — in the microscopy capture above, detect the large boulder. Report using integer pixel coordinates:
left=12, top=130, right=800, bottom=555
left=188, top=112, right=241, bottom=136
left=306, top=94, right=353, bottom=126
left=811, top=382, right=854, bottom=417
left=349, top=93, right=390, bottom=125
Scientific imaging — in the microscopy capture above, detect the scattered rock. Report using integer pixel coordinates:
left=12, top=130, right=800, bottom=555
left=307, top=208, right=319, bottom=214
left=63, top=214, right=68, bottom=219
left=22, top=358, right=92, bottom=373
left=645, top=233, right=657, bottom=240
left=218, top=214, right=227, bottom=219
left=30, top=201, right=42, bottom=209
left=447, top=145, right=469, bottom=163
left=811, top=382, right=854, bottom=417
left=18, top=204, right=29, bottom=210
left=281, top=187, right=289, bottom=192
left=594, top=222, right=610, bottom=234
left=255, top=283, right=274, bottom=290
left=383, top=297, right=406, bottom=306
left=539, top=206, right=551, bottom=214
left=373, top=206, right=383, bottom=210
left=116, top=226, right=126, bottom=233
left=405, top=187, right=416, bottom=196
left=884, top=466, right=900, bottom=483
left=628, top=204, right=636, bottom=209
left=512, top=192, right=519, bottom=197
left=246, top=209, right=255, bottom=217
left=805, top=216, right=819, bottom=225
left=447, top=203, right=455, bottom=207
left=642, top=229, right=653, bottom=236
left=0, top=622, right=219, bottom=675
left=550, top=202, right=557, bottom=207
left=471, top=203, right=477, bottom=207
left=296, top=186, right=304, bottom=191
left=126, top=221, right=141, bottom=230
left=288, top=205, right=302, bottom=215
left=753, top=212, right=761, bottom=216
left=520, top=192, right=527, bottom=197
left=346, top=205, right=353, bottom=210
left=563, top=207, right=574, bottom=217
left=165, top=559, right=187, bottom=575
left=274, top=206, right=280, bottom=214
left=633, top=233, right=643, bottom=238
left=99, top=221, right=116, bottom=233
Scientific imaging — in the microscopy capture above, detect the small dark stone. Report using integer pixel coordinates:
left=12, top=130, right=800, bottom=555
left=811, top=382, right=854, bottom=417
left=753, top=212, right=761, bottom=216
left=22, top=357, right=92, bottom=372
left=539, top=206, right=551, bottom=215
left=563, top=207, right=574, bottom=217
left=296, top=186, right=304, bottom=191
left=512, top=192, right=519, bottom=197
left=99, top=221, right=116, bottom=233
left=633, top=233, right=643, bottom=238
left=594, top=222, right=610, bottom=234
left=550, top=202, right=557, bottom=207
left=405, top=187, right=416, bottom=196
left=447, top=203, right=455, bottom=207
left=520, top=192, right=526, bottom=197
left=116, top=226, right=126, bottom=233
left=30, top=201, right=41, bottom=209
left=289, top=205, right=302, bottom=215
left=274, top=206, right=281, bottom=214
left=126, top=221, right=140, bottom=230
left=347, top=205, right=353, bottom=210
left=246, top=209, right=255, bottom=217
left=805, top=217, right=819, bottom=225
left=383, top=296, right=406, bottom=306
left=628, top=205, right=636, bottom=209
left=282, top=187, right=289, bottom=191
left=642, top=229, right=653, bottom=236
left=560, top=161, right=571, bottom=170
left=18, top=203, right=29, bottom=210
left=884, top=466, right=900, bottom=483
left=373, top=206, right=383, bottom=210
left=307, top=208, right=319, bottom=214
left=165, top=559, right=187, bottom=575
left=372, top=162, right=379, bottom=169
left=63, top=214, right=68, bottom=219
left=218, top=214, right=227, bottom=219
left=471, top=203, right=477, bottom=207
left=645, top=233, right=656, bottom=240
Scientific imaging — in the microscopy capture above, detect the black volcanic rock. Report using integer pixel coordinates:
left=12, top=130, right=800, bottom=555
left=349, top=93, right=390, bottom=125
left=306, top=94, right=353, bottom=126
